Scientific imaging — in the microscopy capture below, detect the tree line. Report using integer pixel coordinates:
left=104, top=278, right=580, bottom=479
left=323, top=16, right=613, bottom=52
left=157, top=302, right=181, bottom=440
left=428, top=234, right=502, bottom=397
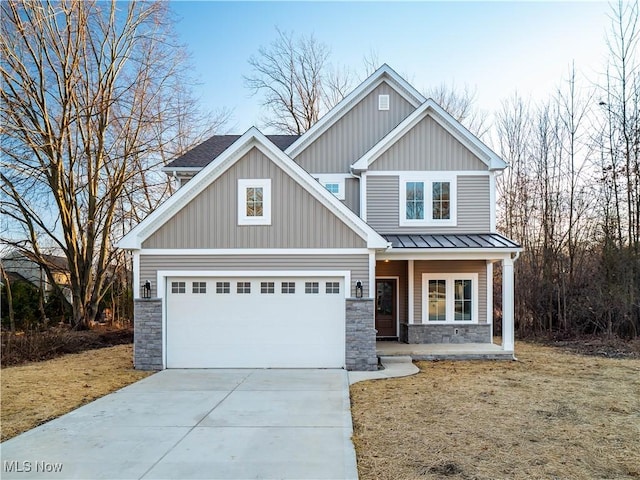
left=1, top=0, right=638, bottom=339
left=496, top=1, right=639, bottom=338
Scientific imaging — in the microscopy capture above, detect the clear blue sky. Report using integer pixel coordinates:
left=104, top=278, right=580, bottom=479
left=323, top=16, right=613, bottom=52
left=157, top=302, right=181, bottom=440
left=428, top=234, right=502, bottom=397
left=170, top=1, right=611, bottom=133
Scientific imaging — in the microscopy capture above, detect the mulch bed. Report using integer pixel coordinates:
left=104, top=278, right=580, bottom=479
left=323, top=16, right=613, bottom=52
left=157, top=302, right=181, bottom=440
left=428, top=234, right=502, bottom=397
left=1, top=328, right=134, bottom=367
left=529, top=334, right=640, bottom=359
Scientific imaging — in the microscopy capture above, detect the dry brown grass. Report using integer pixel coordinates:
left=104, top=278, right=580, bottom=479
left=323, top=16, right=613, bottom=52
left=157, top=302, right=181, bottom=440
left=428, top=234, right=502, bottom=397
left=351, top=341, right=640, bottom=480
left=1, top=344, right=152, bottom=441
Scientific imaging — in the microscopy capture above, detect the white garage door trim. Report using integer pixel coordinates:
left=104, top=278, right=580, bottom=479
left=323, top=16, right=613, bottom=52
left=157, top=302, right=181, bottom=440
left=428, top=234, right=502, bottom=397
left=157, top=270, right=351, bottom=369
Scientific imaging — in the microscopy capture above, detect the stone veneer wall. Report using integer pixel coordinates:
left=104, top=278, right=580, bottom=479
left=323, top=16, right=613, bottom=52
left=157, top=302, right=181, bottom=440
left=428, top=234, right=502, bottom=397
left=345, top=298, right=377, bottom=371
left=134, top=298, right=163, bottom=370
left=400, top=323, right=491, bottom=344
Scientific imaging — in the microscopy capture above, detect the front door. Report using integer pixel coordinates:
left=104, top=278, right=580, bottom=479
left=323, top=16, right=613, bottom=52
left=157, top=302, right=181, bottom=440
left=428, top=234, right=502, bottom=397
left=375, top=279, right=397, bottom=337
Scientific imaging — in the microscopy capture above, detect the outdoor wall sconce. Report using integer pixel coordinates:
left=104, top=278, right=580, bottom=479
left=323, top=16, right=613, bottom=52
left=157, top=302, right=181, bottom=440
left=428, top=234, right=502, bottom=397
left=142, top=280, right=151, bottom=299
left=355, top=280, right=363, bottom=298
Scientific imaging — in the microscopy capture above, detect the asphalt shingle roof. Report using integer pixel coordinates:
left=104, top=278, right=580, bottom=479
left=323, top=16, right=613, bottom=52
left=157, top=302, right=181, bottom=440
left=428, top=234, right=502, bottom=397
left=165, top=135, right=299, bottom=169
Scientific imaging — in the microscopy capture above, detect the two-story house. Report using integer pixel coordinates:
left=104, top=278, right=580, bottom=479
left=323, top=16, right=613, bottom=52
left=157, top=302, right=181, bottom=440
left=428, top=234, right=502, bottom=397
left=119, top=65, right=521, bottom=371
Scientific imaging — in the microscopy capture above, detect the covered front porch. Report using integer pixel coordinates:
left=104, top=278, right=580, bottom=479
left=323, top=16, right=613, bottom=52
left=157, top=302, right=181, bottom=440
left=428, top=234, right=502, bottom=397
left=374, top=233, right=521, bottom=354
left=376, top=340, right=515, bottom=360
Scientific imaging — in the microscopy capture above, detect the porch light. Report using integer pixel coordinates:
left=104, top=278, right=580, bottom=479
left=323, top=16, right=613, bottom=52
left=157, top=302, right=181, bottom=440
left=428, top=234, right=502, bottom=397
left=355, top=280, right=363, bottom=298
left=142, top=280, right=151, bottom=299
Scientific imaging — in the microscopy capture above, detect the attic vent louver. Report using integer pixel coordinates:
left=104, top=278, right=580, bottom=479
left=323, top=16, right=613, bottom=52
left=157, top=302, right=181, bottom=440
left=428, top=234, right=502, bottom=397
left=378, top=94, right=390, bottom=111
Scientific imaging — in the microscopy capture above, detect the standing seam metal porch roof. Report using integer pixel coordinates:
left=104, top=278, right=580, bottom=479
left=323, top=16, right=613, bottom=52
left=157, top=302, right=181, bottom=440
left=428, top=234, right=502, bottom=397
left=382, top=233, right=521, bottom=249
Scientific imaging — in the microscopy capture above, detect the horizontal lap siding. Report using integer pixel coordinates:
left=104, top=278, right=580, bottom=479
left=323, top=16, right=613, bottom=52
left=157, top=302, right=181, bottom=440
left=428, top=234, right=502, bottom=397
left=366, top=175, right=490, bottom=233
left=140, top=254, right=370, bottom=298
left=367, top=175, right=398, bottom=230
left=413, top=260, right=487, bottom=324
left=294, top=82, right=415, bottom=173
left=143, top=148, right=365, bottom=249
left=370, top=115, right=488, bottom=171
left=458, top=176, right=490, bottom=230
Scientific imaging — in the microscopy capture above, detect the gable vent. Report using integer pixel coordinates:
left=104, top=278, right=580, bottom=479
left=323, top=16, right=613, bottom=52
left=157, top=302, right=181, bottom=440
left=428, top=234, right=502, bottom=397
left=378, top=94, right=390, bottom=111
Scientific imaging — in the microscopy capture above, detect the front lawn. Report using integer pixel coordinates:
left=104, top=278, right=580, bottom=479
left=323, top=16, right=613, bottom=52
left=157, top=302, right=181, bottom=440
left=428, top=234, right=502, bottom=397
left=350, top=341, right=640, bottom=480
left=1, top=344, right=152, bottom=441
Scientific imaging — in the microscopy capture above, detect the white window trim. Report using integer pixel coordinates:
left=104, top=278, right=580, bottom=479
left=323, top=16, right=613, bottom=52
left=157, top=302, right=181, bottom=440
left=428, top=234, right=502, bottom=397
left=422, top=273, right=478, bottom=324
left=238, top=179, right=271, bottom=225
left=313, top=174, right=346, bottom=200
left=378, top=94, right=390, bottom=111
left=399, top=174, right=457, bottom=227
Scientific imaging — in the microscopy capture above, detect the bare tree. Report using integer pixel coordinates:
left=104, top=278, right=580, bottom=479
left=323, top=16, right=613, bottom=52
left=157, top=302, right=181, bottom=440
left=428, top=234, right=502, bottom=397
left=425, top=83, right=489, bottom=138
left=0, top=0, right=222, bottom=328
left=244, top=28, right=350, bottom=134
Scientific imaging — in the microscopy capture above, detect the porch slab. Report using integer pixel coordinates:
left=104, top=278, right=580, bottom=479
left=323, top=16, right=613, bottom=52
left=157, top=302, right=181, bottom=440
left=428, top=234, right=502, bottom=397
left=376, top=341, right=515, bottom=361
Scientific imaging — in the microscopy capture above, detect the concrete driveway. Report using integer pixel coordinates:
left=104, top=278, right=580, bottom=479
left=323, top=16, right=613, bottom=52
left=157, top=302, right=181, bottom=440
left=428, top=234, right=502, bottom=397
left=0, top=369, right=358, bottom=480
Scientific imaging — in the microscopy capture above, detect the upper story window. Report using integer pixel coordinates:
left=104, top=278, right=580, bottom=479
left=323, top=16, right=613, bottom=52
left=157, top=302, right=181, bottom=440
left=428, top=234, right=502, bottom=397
left=313, top=174, right=346, bottom=200
left=325, top=183, right=340, bottom=195
left=238, top=179, right=271, bottom=225
left=399, top=174, right=457, bottom=226
left=432, top=181, right=451, bottom=220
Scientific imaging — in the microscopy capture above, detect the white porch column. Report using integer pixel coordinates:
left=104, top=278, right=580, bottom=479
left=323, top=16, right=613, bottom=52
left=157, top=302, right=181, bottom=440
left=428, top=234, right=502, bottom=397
left=408, top=259, right=415, bottom=324
left=132, top=250, right=140, bottom=299
left=486, top=260, right=493, bottom=341
left=502, top=257, right=515, bottom=351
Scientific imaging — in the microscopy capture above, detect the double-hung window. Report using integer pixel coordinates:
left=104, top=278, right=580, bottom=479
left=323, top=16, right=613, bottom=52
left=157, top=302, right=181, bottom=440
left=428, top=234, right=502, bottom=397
left=423, top=273, right=478, bottom=323
left=238, top=179, right=271, bottom=225
left=400, top=175, right=456, bottom=226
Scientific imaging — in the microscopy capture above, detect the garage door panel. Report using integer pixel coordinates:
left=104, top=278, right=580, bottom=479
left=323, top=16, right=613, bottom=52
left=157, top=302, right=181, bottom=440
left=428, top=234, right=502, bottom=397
left=166, top=276, right=345, bottom=368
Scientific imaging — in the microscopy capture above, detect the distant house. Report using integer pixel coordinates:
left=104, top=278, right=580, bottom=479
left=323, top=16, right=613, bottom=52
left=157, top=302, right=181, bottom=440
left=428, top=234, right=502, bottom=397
left=1, top=250, right=71, bottom=301
left=119, top=64, right=522, bottom=371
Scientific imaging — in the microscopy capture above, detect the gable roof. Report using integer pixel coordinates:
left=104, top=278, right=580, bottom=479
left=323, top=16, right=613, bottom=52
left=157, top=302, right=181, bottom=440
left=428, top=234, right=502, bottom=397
left=119, top=128, right=389, bottom=250
left=285, top=64, right=425, bottom=159
left=163, top=134, right=299, bottom=171
left=351, top=98, right=508, bottom=172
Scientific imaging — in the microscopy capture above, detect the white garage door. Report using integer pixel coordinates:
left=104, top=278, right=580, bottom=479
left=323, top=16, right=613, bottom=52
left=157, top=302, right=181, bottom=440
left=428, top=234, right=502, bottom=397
left=166, top=276, right=345, bottom=368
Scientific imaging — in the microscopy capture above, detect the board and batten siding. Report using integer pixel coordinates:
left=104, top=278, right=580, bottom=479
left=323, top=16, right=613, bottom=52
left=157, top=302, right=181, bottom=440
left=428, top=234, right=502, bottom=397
left=344, top=177, right=360, bottom=215
left=140, top=254, right=370, bottom=298
left=142, top=147, right=366, bottom=249
left=293, top=81, right=415, bottom=173
left=366, top=175, right=491, bottom=233
left=369, top=115, right=488, bottom=171
left=413, top=260, right=487, bottom=324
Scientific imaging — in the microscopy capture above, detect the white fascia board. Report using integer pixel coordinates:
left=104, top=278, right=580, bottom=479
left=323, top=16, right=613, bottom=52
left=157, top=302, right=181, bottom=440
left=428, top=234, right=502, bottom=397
left=365, top=170, right=490, bottom=176
left=251, top=135, right=388, bottom=249
left=118, top=128, right=265, bottom=249
left=425, top=100, right=507, bottom=170
left=286, top=64, right=425, bottom=159
left=376, top=248, right=522, bottom=261
left=139, top=248, right=371, bottom=256
left=352, top=99, right=508, bottom=172
left=119, top=127, right=388, bottom=250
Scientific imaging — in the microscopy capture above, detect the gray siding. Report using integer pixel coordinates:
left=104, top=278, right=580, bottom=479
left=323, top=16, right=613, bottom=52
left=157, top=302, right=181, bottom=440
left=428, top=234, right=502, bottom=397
left=140, top=254, right=371, bottom=298
left=143, top=148, right=366, bottom=249
left=344, top=177, right=360, bottom=215
left=370, top=115, right=488, bottom=171
left=366, top=175, right=491, bottom=234
left=294, top=81, right=415, bottom=173
left=413, top=260, right=487, bottom=324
